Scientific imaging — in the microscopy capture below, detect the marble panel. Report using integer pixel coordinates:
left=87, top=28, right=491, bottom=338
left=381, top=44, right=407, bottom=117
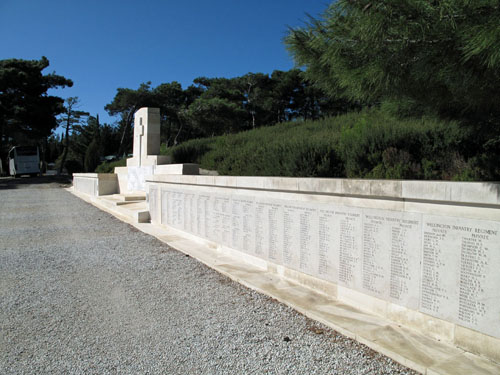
left=282, top=203, right=302, bottom=271
left=420, top=215, right=500, bottom=338
left=254, top=199, right=284, bottom=263
left=183, top=191, right=196, bottom=234
left=360, top=210, right=422, bottom=308
left=127, top=166, right=153, bottom=192
left=317, top=206, right=339, bottom=283
left=362, top=210, right=396, bottom=299
left=195, top=192, right=211, bottom=240
left=208, top=195, right=231, bottom=246
left=231, top=196, right=256, bottom=255
left=160, top=189, right=170, bottom=226
left=388, top=212, right=422, bottom=309
left=169, top=190, right=185, bottom=230
left=335, top=207, right=363, bottom=291
left=282, top=202, right=319, bottom=277
left=149, top=186, right=159, bottom=224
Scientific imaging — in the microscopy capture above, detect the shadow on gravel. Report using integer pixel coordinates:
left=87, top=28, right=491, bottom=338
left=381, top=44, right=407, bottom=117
left=0, top=175, right=72, bottom=190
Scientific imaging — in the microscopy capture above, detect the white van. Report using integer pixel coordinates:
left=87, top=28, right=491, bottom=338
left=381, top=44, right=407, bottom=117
left=8, top=146, right=40, bottom=177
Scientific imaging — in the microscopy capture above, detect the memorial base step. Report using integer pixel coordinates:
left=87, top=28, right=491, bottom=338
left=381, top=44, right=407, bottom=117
left=100, top=195, right=146, bottom=207
left=90, top=195, right=150, bottom=223
left=111, top=193, right=146, bottom=202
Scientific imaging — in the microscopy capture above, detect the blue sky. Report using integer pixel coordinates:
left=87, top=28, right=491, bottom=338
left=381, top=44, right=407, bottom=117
left=0, top=0, right=330, bottom=126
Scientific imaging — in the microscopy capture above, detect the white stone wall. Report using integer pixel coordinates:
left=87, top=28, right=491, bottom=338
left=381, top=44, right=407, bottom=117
left=73, top=175, right=97, bottom=196
left=147, top=176, right=500, bottom=361
left=73, top=173, right=118, bottom=196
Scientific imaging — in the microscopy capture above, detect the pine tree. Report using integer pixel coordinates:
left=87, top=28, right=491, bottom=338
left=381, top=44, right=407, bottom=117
left=285, top=0, right=500, bottom=123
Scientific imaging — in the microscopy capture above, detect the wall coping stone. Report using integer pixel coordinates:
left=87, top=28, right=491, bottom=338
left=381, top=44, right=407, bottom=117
left=146, top=175, right=500, bottom=206
left=73, top=173, right=117, bottom=180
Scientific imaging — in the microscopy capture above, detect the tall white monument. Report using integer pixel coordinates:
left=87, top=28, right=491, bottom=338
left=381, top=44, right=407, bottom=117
left=127, top=107, right=170, bottom=191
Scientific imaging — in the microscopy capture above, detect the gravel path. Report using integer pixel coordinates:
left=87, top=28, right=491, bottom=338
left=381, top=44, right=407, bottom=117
left=0, top=183, right=418, bottom=374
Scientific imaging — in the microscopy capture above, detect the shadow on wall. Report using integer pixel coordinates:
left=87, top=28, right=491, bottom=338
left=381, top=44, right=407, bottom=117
left=488, top=182, right=500, bottom=203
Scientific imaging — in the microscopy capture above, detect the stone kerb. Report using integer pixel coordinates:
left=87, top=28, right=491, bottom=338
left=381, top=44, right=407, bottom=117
left=146, top=174, right=500, bottom=363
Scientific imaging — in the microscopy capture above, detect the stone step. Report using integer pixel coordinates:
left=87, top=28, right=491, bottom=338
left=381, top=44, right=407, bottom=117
left=99, top=197, right=150, bottom=223
left=118, top=202, right=151, bottom=223
left=101, top=198, right=145, bottom=207
left=112, top=194, right=146, bottom=202
left=100, top=194, right=146, bottom=207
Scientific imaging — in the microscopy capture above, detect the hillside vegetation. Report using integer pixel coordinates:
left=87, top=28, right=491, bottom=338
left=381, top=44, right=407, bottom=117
left=163, top=109, right=491, bottom=181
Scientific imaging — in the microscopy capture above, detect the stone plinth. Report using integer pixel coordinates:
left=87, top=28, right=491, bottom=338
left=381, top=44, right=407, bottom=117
left=73, top=173, right=118, bottom=196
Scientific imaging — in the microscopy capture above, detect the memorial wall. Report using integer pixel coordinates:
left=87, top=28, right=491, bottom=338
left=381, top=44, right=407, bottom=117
left=147, top=178, right=500, bottom=345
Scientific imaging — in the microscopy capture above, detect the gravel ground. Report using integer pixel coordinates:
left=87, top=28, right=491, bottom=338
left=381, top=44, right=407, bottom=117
left=0, top=183, right=418, bottom=374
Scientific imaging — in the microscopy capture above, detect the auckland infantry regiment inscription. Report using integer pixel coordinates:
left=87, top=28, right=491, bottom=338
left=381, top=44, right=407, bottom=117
left=151, top=185, right=500, bottom=339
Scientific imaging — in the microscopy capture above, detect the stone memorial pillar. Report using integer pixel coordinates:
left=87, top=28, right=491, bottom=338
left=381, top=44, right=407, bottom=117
left=126, top=107, right=170, bottom=191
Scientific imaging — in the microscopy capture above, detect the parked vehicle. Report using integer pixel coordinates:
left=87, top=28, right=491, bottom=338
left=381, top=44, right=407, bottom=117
left=8, top=146, right=40, bottom=177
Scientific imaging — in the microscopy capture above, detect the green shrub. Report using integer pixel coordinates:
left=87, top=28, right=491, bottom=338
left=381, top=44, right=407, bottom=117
left=338, top=110, right=473, bottom=179
left=55, top=152, right=83, bottom=174
left=84, top=140, right=101, bottom=172
left=164, top=109, right=485, bottom=180
left=64, top=160, right=82, bottom=175
left=162, top=138, right=216, bottom=165
left=95, top=158, right=126, bottom=173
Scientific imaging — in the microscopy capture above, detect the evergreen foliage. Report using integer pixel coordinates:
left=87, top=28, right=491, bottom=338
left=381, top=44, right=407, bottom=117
left=95, top=158, right=126, bottom=173
left=58, top=97, right=89, bottom=174
left=105, top=69, right=359, bottom=154
left=285, top=0, right=500, bottom=123
left=84, top=139, right=101, bottom=172
left=0, top=57, right=72, bottom=167
left=284, top=0, right=500, bottom=180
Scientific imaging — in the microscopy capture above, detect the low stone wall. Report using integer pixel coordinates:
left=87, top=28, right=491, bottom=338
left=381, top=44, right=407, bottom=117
left=147, top=175, right=500, bottom=362
left=73, top=173, right=118, bottom=196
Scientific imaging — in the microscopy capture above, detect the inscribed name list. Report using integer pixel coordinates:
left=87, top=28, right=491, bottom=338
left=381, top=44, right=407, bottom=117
left=420, top=215, right=500, bottom=338
left=231, top=196, right=256, bottom=254
left=254, top=199, right=283, bottom=262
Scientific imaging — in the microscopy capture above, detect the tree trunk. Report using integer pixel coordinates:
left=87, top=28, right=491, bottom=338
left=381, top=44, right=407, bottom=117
left=173, top=119, right=184, bottom=146
left=40, top=137, right=47, bottom=174
left=118, top=108, right=136, bottom=157
left=58, top=115, right=70, bottom=175
left=0, top=121, right=4, bottom=174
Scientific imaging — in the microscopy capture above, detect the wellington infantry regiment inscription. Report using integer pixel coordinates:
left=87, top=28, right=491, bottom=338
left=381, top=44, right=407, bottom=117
left=421, top=216, right=500, bottom=337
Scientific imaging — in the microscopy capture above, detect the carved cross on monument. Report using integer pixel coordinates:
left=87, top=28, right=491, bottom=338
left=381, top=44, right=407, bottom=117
left=126, top=107, right=169, bottom=191
left=128, top=107, right=162, bottom=167
left=135, top=117, right=144, bottom=167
